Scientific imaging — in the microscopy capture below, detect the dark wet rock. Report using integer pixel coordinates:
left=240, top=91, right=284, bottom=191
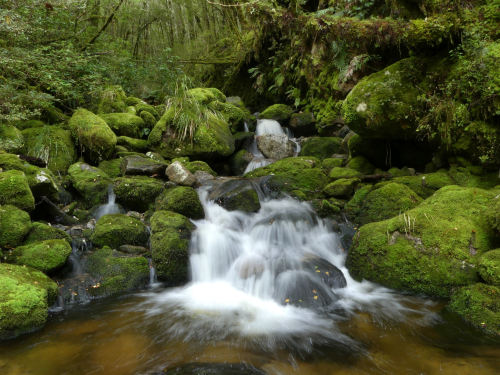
left=230, top=149, right=254, bottom=175
left=302, top=256, right=347, bottom=289
left=208, top=179, right=261, bottom=212
left=163, top=362, right=266, bottom=375
left=121, top=155, right=167, bottom=176
left=32, top=196, right=79, bottom=225
left=299, top=137, right=342, bottom=160
left=119, top=244, right=149, bottom=255
left=289, top=111, right=316, bottom=136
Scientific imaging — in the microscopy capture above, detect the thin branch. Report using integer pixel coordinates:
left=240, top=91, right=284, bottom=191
left=81, top=0, right=126, bottom=51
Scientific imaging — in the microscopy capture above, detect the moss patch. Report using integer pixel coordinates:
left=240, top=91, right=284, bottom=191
left=100, top=113, right=145, bottom=138
left=91, top=214, right=148, bottom=249
left=9, top=239, right=72, bottom=274
left=0, top=205, right=32, bottom=249
left=478, top=249, right=500, bottom=286
left=0, top=125, right=24, bottom=153
left=68, top=162, right=112, bottom=207
left=260, top=104, right=294, bottom=123
left=300, top=137, right=342, bottom=160
left=113, top=176, right=164, bottom=212
left=155, top=186, right=204, bottom=220
left=24, top=222, right=71, bottom=244
left=0, top=170, right=35, bottom=211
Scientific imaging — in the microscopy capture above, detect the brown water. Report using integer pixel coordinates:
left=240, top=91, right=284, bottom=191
left=0, top=291, right=498, bottom=375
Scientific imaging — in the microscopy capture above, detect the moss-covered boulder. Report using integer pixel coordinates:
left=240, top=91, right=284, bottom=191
left=351, top=182, right=423, bottom=225
left=230, top=149, right=253, bottom=175
left=342, top=57, right=424, bottom=140
left=9, top=239, right=72, bottom=274
left=208, top=179, right=261, bottom=213
left=289, top=111, right=316, bottom=136
left=41, top=106, right=68, bottom=124
left=68, top=162, right=112, bottom=207
left=0, top=125, right=24, bottom=153
left=183, top=160, right=216, bottom=176
left=321, top=158, right=345, bottom=172
left=392, top=171, right=455, bottom=198
left=260, top=104, right=294, bottom=123
left=139, top=110, right=157, bottom=130
left=209, top=101, right=247, bottom=133
left=21, top=126, right=77, bottom=174
left=448, top=283, right=499, bottom=336
left=348, top=186, right=497, bottom=297
left=148, top=101, right=235, bottom=160
left=135, top=103, right=159, bottom=120
left=245, top=156, right=328, bottom=199
left=0, top=263, right=58, bottom=339
left=24, top=222, right=71, bottom=244
left=0, top=170, right=35, bottom=211
left=97, top=86, right=128, bottom=114
left=91, top=214, right=148, bottom=249
left=328, top=167, right=361, bottom=180
left=99, top=113, right=145, bottom=138
left=113, top=176, right=164, bottom=211
left=150, top=210, right=194, bottom=283
left=155, top=186, right=204, bottom=220
left=85, top=247, right=149, bottom=297
left=68, top=109, right=117, bottom=162
left=98, top=158, right=123, bottom=178
left=120, top=155, right=167, bottom=176
left=346, top=156, right=375, bottom=175
left=478, top=249, right=500, bottom=286
left=13, top=119, right=45, bottom=130
left=0, top=205, right=31, bottom=249
left=323, top=178, right=360, bottom=198
left=299, top=137, right=342, bottom=160
left=485, top=196, right=500, bottom=239
left=117, top=136, right=149, bottom=153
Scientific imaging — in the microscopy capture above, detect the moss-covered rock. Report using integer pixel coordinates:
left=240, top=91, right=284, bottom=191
left=99, top=113, right=145, bottom=138
left=120, top=155, right=167, bottom=176
left=0, top=170, right=35, bottom=211
left=91, top=214, right=148, bottom=249
left=24, top=222, right=71, bottom=244
left=21, top=126, right=77, bottom=174
left=41, top=106, right=68, bottom=124
left=230, top=149, right=253, bottom=175
left=13, top=120, right=45, bottom=130
left=148, top=101, right=235, bottom=160
left=321, top=157, right=344, bottom=172
left=342, top=57, right=424, bottom=140
left=68, top=108, right=117, bottom=162
left=9, top=239, right=72, bottom=274
left=155, top=186, right=204, bottom=219
left=187, top=87, right=226, bottom=104
left=85, top=247, right=149, bottom=297
left=97, top=86, right=128, bottom=114
left=209, top=101, right=247, bottom=133
left=260, top=104, right=294, bottom=123
left=478, top=249, right=500, bottom=286
left=323, top=178, right=360, bottom=198
left=392, top=171, right=455, bottom=198
left=0, top=205, right=31, bottom=249
left=448, top=283, right=499, bottom=336
left=113, top=176, right=164, bottom=212
left=68, top=162, right=112, bottom=207
left=139, top=110, right=157, bottom=130
left=245, top=156, right=328, bottom=199
left=353, top=182, right=423, bottom=225
left=150, top=210, right=194, bottom=283
left=346, top=156, right=375, bottom=175
left=485, top=196, right=500, bottom=239
left=310, top=198, right=343, bottom=218
left=348, top=186, right=497, bottom=297
left=328, top=167, right=361, bottom=180
left=135, top=103, right=159, bottom=120
left=299, top=137, right=342, bottom=160
left=289, top=111, right=316, bottom=136
left=183, top=160, right=216, bottom=176
left=125, top=97, right=144, bottom=106
left=208, top=179, right=261, bottom=213
left=0, top=125, right=24, bottom=153
left=0, top=263, right=58, bottom=339
left=98, top=158, right=123, bottom=178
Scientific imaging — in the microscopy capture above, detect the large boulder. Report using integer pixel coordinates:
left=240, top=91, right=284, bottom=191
left=323, top=178, right=360, bottom=198
left=257, top=134, right=295, bottom=160
left=289, top=111, right=316, bottom=136
left=0, top=263, right=58, bottom=339
left=478, top=249, right=500, bottom=286
left=0, top=125, right=24, bottom=153
left=68, top=162, right=112, bottom=207
left=9, top=239, right=72, bottom=274
left=68, top=108, right=117, bottom=162
left=85, top=247, right=149, bottom=297
left=0, top=170, right=35, bottom=211
left=348, top=186, right=497, bottom=297
left=91, top=214, right=148, bottom=249
left=299, top=137, right=342, bottom=160
left=165, top=161, right=196, bottom=186
left=99, top=113, right=145, bottom=138
left=22, top=126, right=77, bottom=174
left=342, top=57, right=424, bottom=140
left=208, top=179, right=261, bottom=212
left=116, top=136, right=149, bottom=153
left=0, top=205, right=32, bottom=249
left=96, top=86, right=128, bottom=114
left=24, top=222, right=71, bottom=244
left=448, top=283, right=499, bottom=336
left=155, top=186, right=204, bottom=220
left=259, top=104, right=294, bottom=123
left=120, top=155, right=167, bottom=176
left=113, top=176, right=164, bottom=212
left=150, top=210, right=194, bottom=283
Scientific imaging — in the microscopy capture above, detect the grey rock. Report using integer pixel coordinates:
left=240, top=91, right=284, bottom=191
left=165, top=161, right=197, bottom=186
left=256, top=134, right=295, bottom=160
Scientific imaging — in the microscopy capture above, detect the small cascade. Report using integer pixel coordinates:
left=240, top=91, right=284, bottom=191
left=68, top=238, right=90, bottom=276
left=148, top=258, right=158, bottom=287
left=94, top=185, right=122, bottom=220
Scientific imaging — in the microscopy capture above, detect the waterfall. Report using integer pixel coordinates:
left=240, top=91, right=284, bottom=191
left=94, top=185, right=122, bottom=219
left=142, top=189, right=430, bottom=351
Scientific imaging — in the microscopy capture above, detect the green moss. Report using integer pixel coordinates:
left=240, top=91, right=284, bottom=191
left=24, top=222, right=71, bottom=244
left=329, top=167, right=361, bottom=180
left=0, top=205, right=31, bottom=249
left=116, top=136, right=149, bottom=152
left=98, top=158, right=123, bottom=178
left=478, top=249, right=500, bottom=286
left=0, top=263, right=58, bottom=339
left=184, top=160, right=216, bottom=176
left=135, top=103, right=159, bottom=119
left=392, top=171, right=455, bottom=198
left=323, top=178, right=360, bottom=198
left=230, top=149, right=253, bottom=175
left=0, top=125, right=24, bottom=153
left=21, top=126, right=77, bottom=174
left=155, top=186, right=204, bottom=219
left=113, top=176, right=164, bottom=212
left=13, top=120, right=46, bottom=130
left=99, top=113, right=145, bottom=138
left=346, top=156, right=375, bottom=175
left=139, top=111, right=157, bottom=129
left=97, top=86, right=128, bottom=114
left=0, top=170, right=35, bottom=211
left=41, top=107, right=68, bottom=125
left=85, top=247, right=149, bottom=297
left=345, top=184, right=373, bottom=220
left=289, top=111, right=316, bottom=136
left=310, top=198, right=343, bottom=218
left=91, top=214, right=148, bottom=249
left=187, top=87, right=226, bottom=104
left=348, top=186, right=497, bottom=297
left=125, top=97, right=144, bottom=106
left=321, top=158, right=344, bottom=172
left=209, top=101, right=247, bottom=133
left=447, top=165, right=499, bottom=190
left=299, top=137, right=342, bottom=160
left=150, top=210, right=194, bottom=283
left=485, top=196, right=500, bottom=239
left=448, top=283, right=499, bottom=336
left=68, top=162, right=112, bottom=207
left=69, top=109, right=117, bottom=163
left=9, top=239, right=71, bottom=274
left=260, top=104, right=294, bottom=123
left=342, top=58, right=425, bottom=140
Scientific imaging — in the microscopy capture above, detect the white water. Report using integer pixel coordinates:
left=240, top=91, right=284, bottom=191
left=141, top=189, right=436, bottom=351
left=94, top=186, right=121, bottom=219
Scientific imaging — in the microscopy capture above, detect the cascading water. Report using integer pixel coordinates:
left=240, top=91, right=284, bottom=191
left=94, top=185, right=122, bottom=219
left=141, top=187, right=435, bottom=352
